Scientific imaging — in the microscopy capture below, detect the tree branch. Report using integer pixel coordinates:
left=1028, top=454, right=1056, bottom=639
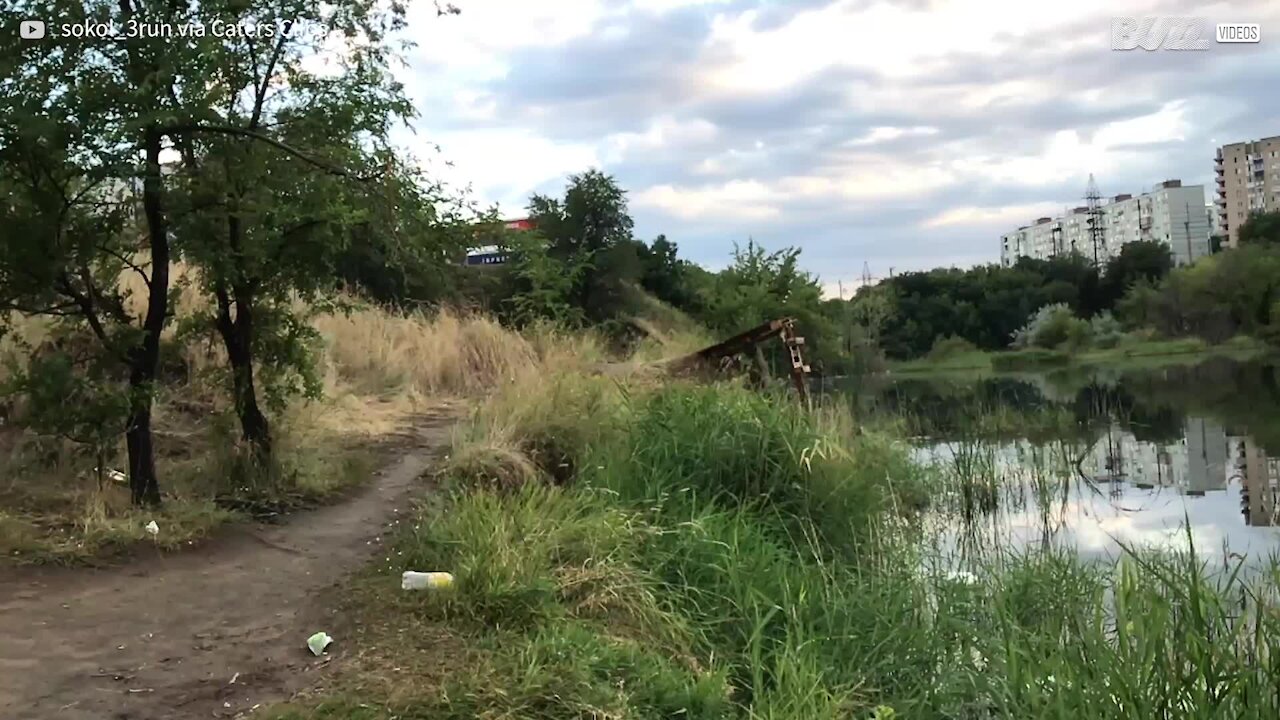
left=166, top=124, right=383, bottom=181
left=100, top=245, right=152, bottom=290
left=251, top=22, right=292, bottom=130
left=56, top=272, right=111, bottom=348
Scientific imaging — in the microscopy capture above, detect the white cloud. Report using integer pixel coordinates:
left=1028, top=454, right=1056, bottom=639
left=633, top=0, right=733, bottom=13
left=602, top=116, right=720, bottom=162
left=846, top=126, right=940, bottom=146
left=405, top=0, right=610, bottom=69
left=633, top=180, right=782, bottom=221
left=390, top=0, right=1280, bottom=276
left=950, top=101, right=1190, bottom=187
left=922, top=202, right=1068, bottom=229
left=698, top=0, right=1134, bottom=92
left=634, top=159, right=956, bottom=222
left=429, top=128, right=601, bottom=212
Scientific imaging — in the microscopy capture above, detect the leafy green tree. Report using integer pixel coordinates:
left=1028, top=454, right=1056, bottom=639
left=1101, top=240, right=1174, bottom=308
left=502, top=230, right=590, bottom=327
left=159, top=0, right=462, bottom=465
left=0, top=0, right=187, bottom=504
left=527, top=170, right=635, bottom=317
left=695, top=241, right=844, bottom=371
left=1239, top=211, right=1280, bottom=245
left=1120, top=246, right=1280, bottom=342
left=636, top=235, right=701, bottom=311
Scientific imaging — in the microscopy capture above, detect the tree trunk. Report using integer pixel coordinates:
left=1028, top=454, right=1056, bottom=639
left=125, top=406, right=161, bottom=505
left=214, top=279, right=272, bottom=465
left=125, top=126, right=171, bottom=506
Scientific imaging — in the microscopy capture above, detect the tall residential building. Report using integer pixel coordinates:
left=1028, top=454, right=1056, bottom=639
left=1215, top=135, right=1280, bottom=247
left=1000, top=180, right=1211, bottom=268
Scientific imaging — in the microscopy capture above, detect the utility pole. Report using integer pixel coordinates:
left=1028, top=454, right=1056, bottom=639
left=1184, top=201, right=1193, bottom=264
left=1085, top=174, right=1105, bottom=268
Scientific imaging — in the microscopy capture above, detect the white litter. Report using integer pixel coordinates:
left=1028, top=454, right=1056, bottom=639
left=144, top=520, right=159, bottom=537
left=307, top=631, right=333, bottom=656
left=402, top=571, right=455, bottom=591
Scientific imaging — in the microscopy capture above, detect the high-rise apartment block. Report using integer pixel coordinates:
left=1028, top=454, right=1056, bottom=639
left=1000, top=180, right=1210, bottom=268
left=1215, top=136, right=1280, bottom=247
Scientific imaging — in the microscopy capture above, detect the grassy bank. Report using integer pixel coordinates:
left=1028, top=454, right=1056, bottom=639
left=893, top=335, right=1272, bottom=377
left=0, top=289, right=585, bottom=563
left=265, top=341, right=1280, bottom=719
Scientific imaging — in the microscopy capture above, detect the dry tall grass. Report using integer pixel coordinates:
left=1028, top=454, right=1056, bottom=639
left=1, top=257, right=708, bottom=561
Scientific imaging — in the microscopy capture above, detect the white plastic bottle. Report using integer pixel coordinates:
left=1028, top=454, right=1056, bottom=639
left=402, top=571, right=455, bottom=590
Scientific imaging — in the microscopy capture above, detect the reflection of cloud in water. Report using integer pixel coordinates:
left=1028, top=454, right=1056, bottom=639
left=1001, top=483, right=1252, bottom=560
left=920, top=417, right=1280, bottom=563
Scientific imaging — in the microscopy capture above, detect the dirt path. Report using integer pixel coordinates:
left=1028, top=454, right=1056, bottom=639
left=0, top=411, right=454, bottom=720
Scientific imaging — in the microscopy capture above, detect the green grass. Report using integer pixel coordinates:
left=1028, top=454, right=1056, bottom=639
left=263, top=380, right=1280, bottom=720
left=893, top=334, right=1273, bottom=378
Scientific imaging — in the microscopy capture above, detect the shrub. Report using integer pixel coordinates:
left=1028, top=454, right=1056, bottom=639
left=1010, top=303, right=1091, bottom=350
left=926, top=335, right=979, bottom=361
left=1087, top=311, right=1125, bottom=349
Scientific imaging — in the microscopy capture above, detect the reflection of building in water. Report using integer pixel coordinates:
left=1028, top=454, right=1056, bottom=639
left=1185, top=418, right=1228, bottom=495
left=1086, top=417, right=1227, bottom=495
left=1239, top=438, right=1280, bottom=526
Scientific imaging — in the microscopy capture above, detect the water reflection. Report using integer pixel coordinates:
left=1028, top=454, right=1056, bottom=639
left=853, top=358, right=1280, bottom=559
left=1242, top=437, right=1280, bottom=527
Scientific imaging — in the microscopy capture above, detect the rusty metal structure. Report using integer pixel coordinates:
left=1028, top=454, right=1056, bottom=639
left=668, top=318, right=811, bottom=404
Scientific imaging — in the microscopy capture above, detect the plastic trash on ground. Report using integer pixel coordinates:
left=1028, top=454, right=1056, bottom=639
left=307, top=631, right=333, bottom=656
left=402, top=571, right=455, bottom=590
left=144, top=520, right=159, bottom=536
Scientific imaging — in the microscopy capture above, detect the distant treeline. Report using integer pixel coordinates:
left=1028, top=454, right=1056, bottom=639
left=341, top=168, right=1280, bottom=368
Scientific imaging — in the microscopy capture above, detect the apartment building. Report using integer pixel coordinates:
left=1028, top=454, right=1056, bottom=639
left=1215, top=135, right=1280, bottom=247
left=1000, top=180, right=1211, bottom=267
left=1207, top=203, right=1221, bottom=240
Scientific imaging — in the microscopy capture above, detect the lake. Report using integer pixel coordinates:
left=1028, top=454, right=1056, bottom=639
left=836, top=357, right=1280, bottom=563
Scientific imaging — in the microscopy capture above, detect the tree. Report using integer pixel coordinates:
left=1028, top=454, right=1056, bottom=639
left=163, top=0, right=460, bottom=466
left=1239, top=211, right=1280, bottom=246
left=0, top=0, right=186, bottom=505
left=2, top=0, right=464, bottom=500
left=527, top=170, right=635, bottom=317
left=1101, top=240, right=1174, bottom=308
left=502, top=230, right=591, bottom=327
left=637, top=234, right=699, bottom=310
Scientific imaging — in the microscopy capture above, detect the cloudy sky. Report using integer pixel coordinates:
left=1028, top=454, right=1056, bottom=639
left=391, top=0, right=1279, bottom=294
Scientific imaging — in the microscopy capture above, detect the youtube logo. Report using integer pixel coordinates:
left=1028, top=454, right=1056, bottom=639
left=20, top=20, right=45, bottom=39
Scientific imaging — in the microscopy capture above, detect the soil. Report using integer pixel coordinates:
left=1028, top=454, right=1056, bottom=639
left=0, top=410, right=455, bottom=720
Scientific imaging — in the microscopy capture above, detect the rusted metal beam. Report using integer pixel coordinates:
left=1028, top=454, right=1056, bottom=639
left=667, top=317, right=811, bottom=405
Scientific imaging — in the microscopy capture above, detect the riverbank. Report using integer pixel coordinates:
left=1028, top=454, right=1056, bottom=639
left=263, top=339, right=1280, bottom=720
left=891, top=335, right=1273, bottom=377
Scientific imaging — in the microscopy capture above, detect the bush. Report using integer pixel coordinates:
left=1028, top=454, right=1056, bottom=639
left=926, top=335, right=979, bottom=361
left=1010, top=303, right=1091, bottom=350
left=1088, top=311, right=1125, bottom=349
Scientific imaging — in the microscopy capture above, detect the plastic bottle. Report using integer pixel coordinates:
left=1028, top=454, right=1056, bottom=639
left=402, top=571, right=455, bottom=590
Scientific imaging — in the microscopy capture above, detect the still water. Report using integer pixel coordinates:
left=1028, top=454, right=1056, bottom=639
left=848, top=357, right=1280, bottom=561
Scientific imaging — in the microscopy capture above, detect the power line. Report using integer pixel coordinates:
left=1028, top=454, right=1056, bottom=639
left=1085, top=173, right=1105, bottom=267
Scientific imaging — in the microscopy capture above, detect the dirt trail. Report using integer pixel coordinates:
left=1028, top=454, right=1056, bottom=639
left=0, top=411, right=454, bottom=720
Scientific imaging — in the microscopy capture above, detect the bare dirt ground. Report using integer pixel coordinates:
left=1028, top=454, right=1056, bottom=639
left=0, top=410, right=455, bottom=720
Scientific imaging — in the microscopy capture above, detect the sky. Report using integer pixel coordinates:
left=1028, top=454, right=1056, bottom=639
left=389, top=0, right=1280, bottom=296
